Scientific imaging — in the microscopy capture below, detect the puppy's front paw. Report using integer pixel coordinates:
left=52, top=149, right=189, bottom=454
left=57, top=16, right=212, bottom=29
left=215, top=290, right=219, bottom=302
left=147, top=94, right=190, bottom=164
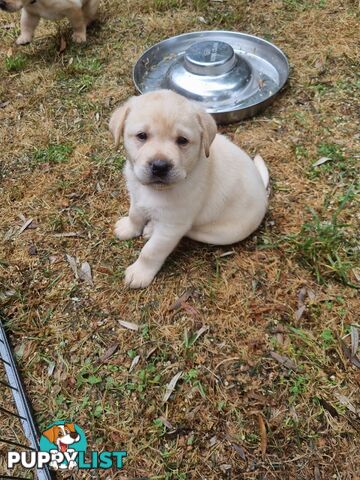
left=72, top=31, right=87, bottom=43
left=115, top=217, right=142, bottom=240
left=125, top=261, right=156, bottom=289
left=16, top=35, right=32, bottom=45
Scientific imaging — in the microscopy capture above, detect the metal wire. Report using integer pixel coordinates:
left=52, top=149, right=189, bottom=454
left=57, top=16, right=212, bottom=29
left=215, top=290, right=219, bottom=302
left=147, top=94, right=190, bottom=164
left=0, top=438, right=37, bottom=451
left=0, top=317, right=53, bottom=480
left=0, top=379, right=19, bottom=391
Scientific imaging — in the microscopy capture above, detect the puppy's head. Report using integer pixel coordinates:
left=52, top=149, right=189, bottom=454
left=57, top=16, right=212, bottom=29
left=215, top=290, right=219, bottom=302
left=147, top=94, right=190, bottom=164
left=43, top=423, right=80, bottom=452
left=0, top=0, right=23, bottom=12
left=109, top=90, right=217, bottom=187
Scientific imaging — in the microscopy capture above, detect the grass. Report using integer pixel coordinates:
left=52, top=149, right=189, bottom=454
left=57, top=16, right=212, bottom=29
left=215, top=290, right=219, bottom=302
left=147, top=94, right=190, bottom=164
left=282, top=188, right=358, bottom=286
left=33, top=144, right=74, bottom=165
left=0, top=0, right=360, bottom=479
left=4, top=54, right=27, bottom=72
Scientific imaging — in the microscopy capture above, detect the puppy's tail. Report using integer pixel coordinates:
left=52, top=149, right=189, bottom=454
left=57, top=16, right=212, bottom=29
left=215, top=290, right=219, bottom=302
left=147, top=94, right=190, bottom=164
left=254, top=154, right=269, bottom=189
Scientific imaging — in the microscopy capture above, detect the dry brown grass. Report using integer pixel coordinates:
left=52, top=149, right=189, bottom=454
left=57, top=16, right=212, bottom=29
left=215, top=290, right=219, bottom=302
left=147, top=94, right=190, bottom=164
left=0, top=0, right=359, bottom=479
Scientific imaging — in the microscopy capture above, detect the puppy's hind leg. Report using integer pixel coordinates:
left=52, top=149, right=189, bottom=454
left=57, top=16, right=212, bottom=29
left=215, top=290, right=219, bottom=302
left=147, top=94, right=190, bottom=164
left=82, top=0, right=99, bottom=26
left=16, top=9, right=40, bottom=45
left=68, top=8, right=87, bottom=43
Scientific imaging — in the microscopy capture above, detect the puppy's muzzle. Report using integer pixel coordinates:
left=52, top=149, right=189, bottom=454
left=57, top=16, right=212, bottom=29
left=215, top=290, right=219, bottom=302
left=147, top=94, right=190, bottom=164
left=149, top=159, right=172, bottom=180
left=70, top=432, right=79, bottom=440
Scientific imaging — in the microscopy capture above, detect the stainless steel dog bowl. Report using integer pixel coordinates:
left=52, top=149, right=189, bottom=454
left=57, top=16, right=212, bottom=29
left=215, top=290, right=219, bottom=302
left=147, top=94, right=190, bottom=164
left=133, top=31, right=289, bottom=124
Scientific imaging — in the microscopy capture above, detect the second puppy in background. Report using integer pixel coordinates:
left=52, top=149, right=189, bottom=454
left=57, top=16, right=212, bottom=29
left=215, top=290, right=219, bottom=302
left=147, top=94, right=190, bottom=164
left=110, top=90, right=269, bottom=289
left=0, top=0, right=99, bottom=44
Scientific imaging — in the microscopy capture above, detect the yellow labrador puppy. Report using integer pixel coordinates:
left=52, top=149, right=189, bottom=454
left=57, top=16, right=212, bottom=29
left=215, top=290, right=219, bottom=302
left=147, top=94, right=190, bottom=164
left=0, top=0, right=99, bottom=44
left=109, top=90, right=269, bottom=288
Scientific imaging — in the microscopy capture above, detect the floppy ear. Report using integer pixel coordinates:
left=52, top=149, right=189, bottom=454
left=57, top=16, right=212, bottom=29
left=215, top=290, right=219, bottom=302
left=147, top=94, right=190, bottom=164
left=196, top=110, right=217, bottom=158
left=65, top=423, right=75, bottom=432
left=42, top=426, right=58, bottom=444
left=109, top=99, right=132, bottom=148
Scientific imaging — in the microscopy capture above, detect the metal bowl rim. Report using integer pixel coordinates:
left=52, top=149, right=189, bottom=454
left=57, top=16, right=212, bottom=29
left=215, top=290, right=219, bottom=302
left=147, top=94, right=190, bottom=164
left=132, top=30, right=289, bottom=115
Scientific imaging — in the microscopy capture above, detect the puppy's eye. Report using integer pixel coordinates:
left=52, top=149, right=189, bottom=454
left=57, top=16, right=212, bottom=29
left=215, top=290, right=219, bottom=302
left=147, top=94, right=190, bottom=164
left=65, top=429, right=70, bottom=434
left=58, top=432, right=64, bottom=437
left=136, top=132, right=147, bottom=141
left=176, top=136, right=189, bottom=146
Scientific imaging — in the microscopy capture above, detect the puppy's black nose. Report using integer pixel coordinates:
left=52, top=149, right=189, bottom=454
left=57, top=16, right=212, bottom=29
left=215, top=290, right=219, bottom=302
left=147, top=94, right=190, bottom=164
left=70, top=432, right=78, bottom=440
left=150, top=159, right=171, bottom=178
left=0, top=2, right=7, bottom=11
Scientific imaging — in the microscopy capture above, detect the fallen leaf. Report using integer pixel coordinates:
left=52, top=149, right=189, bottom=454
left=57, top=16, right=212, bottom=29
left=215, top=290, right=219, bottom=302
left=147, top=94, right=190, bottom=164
left=342, top=341, right=360, bottom=369
left=28, top=245, right=37, bottom=256
left=129, top=355, right=140, bottom=373
left=307, top=289, right=315, bottom=301
left=18, top=218, right=33, bottom=235
left=58, top=36, right=67, bottom=54
left=78, top=261, right=94, bottom=286
left=313, top=157, right=331, bottom=167
left=53, top=232, right=84, bottom=238
left=257, top=414, right=267, bottom=457
left=350, top=326, right=359, bottom=357
left=270, top=351, right=297, bottom=370
left=182, top=302, right=200, bottom=317
left=97, top=265, right=113, bottom=275
left=225, top=436, right=247, bottom=460
left=334, top=393, right=358, bottom=415
left=294, top=305, right=306, bottom=321
left=218, top=250, right=236, bottom=258
left=118, top=320, right=139, bottom=331
left=27, top=221, right=38, bottom=230
left=146, top=347, right=157, bottom=359
left=157, top=416, right=174, bottom=429
left=209, top=435, right=217, bottom=446
left=0, top=101, right=10, bottom=108
left=163, top=371, right=183, bottom=403
left=220, top=464, right=231, bottom=474
left=314, top=464, right=321, bottom=480
left=47, top=362, right=56, bottom=376
left=297, top=286, right=307, bottom=307
left=318, top=397, right=339, bottom=417
left=192, top=325, right=209, bottom=345
left=65, top=254, right=78, bottom=278
left=99, top=343, right=119, bottom=363
left=352, top=268, right=360, bottom=282
left=169, top=289, right=194, bottom=311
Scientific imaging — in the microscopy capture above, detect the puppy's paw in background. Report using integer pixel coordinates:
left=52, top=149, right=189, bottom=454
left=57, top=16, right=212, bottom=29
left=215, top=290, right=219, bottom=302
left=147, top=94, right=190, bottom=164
left=72, top=31, right=87, bottom=43
left=16, top=35, right=32, bottom=45
left=125, top=260, right=155, bottom=289
left=115, top=217, right=142, bottom=240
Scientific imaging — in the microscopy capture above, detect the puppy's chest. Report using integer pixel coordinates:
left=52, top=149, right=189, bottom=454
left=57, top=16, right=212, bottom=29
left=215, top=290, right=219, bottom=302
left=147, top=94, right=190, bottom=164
left=131, top=187, right=189, bottom=222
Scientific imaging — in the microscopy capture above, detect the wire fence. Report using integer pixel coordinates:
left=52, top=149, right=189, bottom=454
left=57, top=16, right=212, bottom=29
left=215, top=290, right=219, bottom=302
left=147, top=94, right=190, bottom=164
left=0, top=317, right=53, bottom=480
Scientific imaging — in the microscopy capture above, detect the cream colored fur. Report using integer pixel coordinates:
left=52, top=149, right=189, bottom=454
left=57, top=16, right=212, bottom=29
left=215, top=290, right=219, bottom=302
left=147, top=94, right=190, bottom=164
left=109, top=90, right=269, bottom=288
left=0, top=0, right=99, bottom=44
